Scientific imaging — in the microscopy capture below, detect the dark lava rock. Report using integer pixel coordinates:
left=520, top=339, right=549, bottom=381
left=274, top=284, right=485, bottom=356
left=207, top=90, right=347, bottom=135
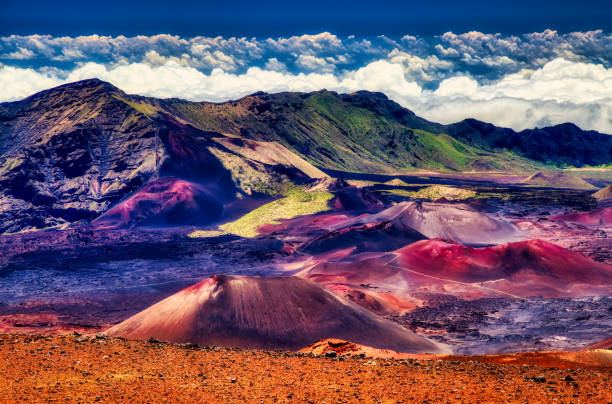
left=325, top=350, right=338, bottom=358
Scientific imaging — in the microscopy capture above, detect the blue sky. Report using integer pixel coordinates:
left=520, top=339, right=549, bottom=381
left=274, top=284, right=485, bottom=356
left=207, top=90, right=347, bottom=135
left=1, top=1, right=612, bottom=133
left=1, top=0, right=611, bottom=36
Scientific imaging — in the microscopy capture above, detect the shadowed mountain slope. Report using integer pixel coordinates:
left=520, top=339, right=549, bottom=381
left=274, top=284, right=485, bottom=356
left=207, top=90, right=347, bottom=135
left=92, top=177, right=223, bottom=229
left=446, top=119, right=612, bottom=168
left=0, top=80, right=322, bottom=232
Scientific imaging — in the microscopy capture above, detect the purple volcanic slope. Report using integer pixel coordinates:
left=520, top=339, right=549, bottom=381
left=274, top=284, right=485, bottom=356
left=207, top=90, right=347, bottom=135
left=107, top=275, right=447, bottom=354
left=92, top=177, right=223, bottom=229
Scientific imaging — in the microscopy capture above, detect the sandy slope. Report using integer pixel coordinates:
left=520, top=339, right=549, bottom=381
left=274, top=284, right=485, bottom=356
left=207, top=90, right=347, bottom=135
left=593, top=185, right=612, bottom=201
left=521, top=171, right=597, bottom=190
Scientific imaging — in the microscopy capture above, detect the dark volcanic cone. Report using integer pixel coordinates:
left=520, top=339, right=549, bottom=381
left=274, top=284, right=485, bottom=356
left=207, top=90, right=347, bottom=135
left=107, top=275, right=447, bottom=353
left=92, top=177, right=223, bottom=229
left=300, top=220, right=427, bottom=254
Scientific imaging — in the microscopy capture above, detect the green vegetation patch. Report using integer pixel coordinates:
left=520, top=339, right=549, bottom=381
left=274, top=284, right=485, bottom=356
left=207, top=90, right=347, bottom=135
left=219, top=188, right=334, bottom=237
left=114, top=96, right=158, bottom=117
left=563, top=167, right=612, bottom=181
left=167, top=90, right=548, bottom=174
left=414, top=131, right=472, bottom=170
left=0, top=157, right=23, bottom=176
left=187, top=230, right=227, bottom=238
left=391, top=185, right=477, bottom=201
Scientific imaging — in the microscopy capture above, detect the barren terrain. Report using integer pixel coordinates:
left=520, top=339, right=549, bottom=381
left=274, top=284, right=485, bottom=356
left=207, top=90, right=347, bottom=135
left=0, top=334, right=610, bottom=403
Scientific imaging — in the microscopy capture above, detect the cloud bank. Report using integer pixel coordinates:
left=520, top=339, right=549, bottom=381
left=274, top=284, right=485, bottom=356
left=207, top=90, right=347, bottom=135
left=1, top=31, right=611, bottom=133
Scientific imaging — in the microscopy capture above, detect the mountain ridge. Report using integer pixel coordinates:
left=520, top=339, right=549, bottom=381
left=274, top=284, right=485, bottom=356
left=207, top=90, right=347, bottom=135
left=0, top=78, right=611, bottom=233
left=3, top=78, right=610, bottom=170
left=446, top=118, right=612, bottom=167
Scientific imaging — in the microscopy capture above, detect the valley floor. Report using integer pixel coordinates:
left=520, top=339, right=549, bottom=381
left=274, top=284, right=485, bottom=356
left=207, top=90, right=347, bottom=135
left=0, top=334, right=610, bottom=403
left=0, top=180, right=611, bottom=353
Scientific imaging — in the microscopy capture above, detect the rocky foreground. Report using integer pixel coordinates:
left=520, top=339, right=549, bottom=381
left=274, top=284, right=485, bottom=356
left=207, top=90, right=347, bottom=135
left=0, top=334, right=610, bottom=403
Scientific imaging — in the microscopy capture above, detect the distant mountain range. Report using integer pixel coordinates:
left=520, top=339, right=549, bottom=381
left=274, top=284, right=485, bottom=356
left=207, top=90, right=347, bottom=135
left=0, top=78, right=610, bottom=233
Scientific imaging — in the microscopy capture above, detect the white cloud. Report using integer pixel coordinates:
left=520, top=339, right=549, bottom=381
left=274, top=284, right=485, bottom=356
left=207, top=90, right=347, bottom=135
left=435, top=44, right=459, bottom=57
left=265, top=32, right=342, bottom=53
left=387, top=50, right=452, bottom=81
left=295, top=54, right=335, bottom=72
left=264, top=58, right=287, bottom=72
left=343, top=60, right=422, bottom=97
left=0, top=65, right=62, bottom=100
left=1, top=31, right=611, bottom=89
left=480, top=55, right=516, bottom=67
left=1, top=47, right=36, bottom=60
left=434, top=76, right=479, bottom=96
left=408, top=58, right=612, bottom=132
left=143, top=50, right=168, bottom=65
left=0, top=58, right=421, bottom=102
left=467, top=58, right=612, bottom=104
left=1, top=57, right=611, bottom=134
left=53, top=48, right=85, bottom=61
left=412, top=96, right=611, bottom=134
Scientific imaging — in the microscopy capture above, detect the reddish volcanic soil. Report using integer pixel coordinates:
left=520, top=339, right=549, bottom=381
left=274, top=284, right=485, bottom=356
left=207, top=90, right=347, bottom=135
left=107, top=275, right=445, bottom=353
left=588, top=337, right=612, bottom=350
left=394, top=238, right=612, bottom=287
left=303, top=339, right=612, bottom=369
left=299, top=221, right=427, bottom=254
left=551, top=207, right=612, bottom=226
left=297, top=238, right=612, bottom=315
left=0, top=334, right=610, bottom=403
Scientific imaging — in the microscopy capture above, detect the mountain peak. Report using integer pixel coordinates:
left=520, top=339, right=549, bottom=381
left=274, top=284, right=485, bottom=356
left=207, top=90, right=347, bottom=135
left=18, top=78, right=122, bottom=105
left=548, top=122, right=582, bottom=132
left=60, top=78, right=119, bottom=90
left=56, top=78, right=123, bottom=95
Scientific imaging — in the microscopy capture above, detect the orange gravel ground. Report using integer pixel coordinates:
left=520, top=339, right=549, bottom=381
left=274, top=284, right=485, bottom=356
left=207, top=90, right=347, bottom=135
left=0, top=334, right=610, bottom=403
